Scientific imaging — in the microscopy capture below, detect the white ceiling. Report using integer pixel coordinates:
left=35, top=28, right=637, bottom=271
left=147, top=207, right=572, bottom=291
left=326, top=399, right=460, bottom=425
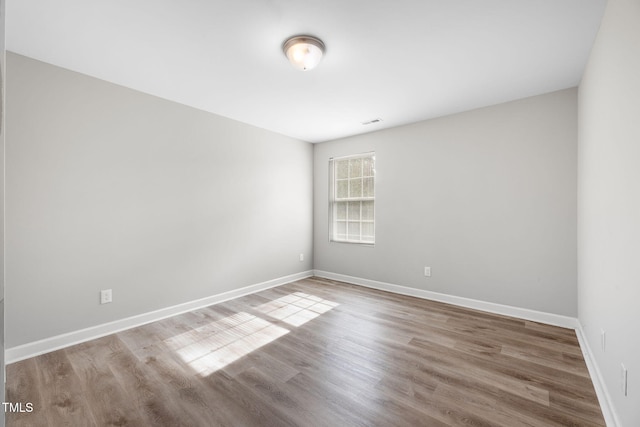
left=7, top=0, right=606, bottom=143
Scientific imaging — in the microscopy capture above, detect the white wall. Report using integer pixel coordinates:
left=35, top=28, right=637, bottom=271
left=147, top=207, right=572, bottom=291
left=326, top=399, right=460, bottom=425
left=314, top=89, right=578, bottom=316
left=578, top=0, right=640, bottom=425
left=5, top=53, right=313, bottom=348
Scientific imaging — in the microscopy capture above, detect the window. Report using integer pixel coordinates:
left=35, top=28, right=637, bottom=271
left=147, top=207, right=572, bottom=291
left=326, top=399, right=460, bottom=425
left=330, top=153, right=375, bottom=244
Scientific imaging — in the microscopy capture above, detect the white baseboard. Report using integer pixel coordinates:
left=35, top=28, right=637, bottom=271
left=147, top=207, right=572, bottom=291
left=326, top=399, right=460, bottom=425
left=313, top=270, right=579, bottom=329
left=6, top=271, right=313, bottom=364
left=575, top=323, right=620, bottom=427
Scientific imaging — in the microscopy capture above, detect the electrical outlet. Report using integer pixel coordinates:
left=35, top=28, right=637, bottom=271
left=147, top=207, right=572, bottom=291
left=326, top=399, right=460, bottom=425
left=424, top=267, right=431, bottom=277
left=621, top=364, right=628, bottom=396
left=100, top=289, right=113, bottom=304
left=601, top=329, right=606, bottom=352
left=299, top=253, right=304, bottom=262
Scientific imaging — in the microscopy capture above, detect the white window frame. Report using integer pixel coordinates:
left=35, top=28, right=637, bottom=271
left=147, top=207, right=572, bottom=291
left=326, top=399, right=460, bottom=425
left=329, top=152, right=375, bottom=245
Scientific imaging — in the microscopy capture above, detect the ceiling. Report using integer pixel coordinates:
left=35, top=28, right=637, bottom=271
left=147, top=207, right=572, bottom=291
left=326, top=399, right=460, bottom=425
left=7, top=0, right=606, bottom=143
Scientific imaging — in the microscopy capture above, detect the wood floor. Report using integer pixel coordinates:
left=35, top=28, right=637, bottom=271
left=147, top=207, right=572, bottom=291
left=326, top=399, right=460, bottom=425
left=6, top=277, right=605, bottom=426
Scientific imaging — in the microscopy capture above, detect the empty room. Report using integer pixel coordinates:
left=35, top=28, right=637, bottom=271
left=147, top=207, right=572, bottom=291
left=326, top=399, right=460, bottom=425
left=1, top=0, right=638, bottom=426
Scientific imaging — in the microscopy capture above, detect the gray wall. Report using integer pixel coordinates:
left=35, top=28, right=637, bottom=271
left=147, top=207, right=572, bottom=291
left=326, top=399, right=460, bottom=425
left=578, top=0, right=640, bottom=425
left=1, top=0, right=5, bottom=423
left=314, top=89, right=578, bottom=316
left=5, top=53, right=313, bottom=348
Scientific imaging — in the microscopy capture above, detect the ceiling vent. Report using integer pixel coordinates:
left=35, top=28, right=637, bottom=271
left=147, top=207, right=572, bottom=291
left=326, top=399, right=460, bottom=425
left=362, top=118, right=382, bottom=125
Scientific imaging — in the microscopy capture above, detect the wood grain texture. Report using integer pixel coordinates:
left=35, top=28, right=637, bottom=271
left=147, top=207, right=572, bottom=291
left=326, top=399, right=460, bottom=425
left=6, top=277, right=605, bottom=426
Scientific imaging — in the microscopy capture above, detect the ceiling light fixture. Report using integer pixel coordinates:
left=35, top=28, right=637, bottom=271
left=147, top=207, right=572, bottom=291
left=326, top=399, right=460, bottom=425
left=282, top=35, right=325, bottom=71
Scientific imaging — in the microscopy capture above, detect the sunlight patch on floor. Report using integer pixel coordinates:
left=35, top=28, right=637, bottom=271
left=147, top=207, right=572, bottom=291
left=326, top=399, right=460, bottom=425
left=166, top=311, right=289, bottom=376
left=166, top=292, right=339, bottom=377
left=255, top=291, right=339, bottom=327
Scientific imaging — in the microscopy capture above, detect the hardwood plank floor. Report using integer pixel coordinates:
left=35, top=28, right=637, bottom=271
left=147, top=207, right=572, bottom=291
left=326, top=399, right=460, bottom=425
left=6, top=277, right=605, bottom=426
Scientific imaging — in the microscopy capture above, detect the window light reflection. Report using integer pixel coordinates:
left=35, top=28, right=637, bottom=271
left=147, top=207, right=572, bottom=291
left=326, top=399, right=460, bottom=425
left=165, top=292, right=339, bottom=377
left=255, top=291, right=339, bottom=327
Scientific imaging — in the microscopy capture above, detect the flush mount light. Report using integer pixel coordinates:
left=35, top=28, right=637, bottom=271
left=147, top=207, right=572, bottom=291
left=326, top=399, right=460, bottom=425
left=282, top=35, right=325, bottom=71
